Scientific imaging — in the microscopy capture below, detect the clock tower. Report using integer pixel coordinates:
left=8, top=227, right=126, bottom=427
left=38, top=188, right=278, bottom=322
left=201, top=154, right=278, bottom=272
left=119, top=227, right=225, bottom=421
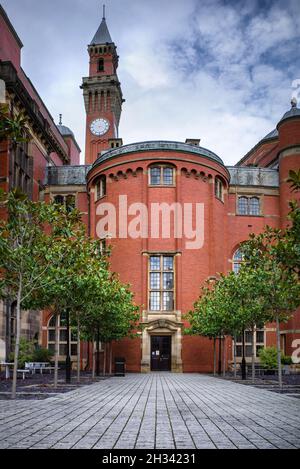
left=82, top=9, right=124, bottom=165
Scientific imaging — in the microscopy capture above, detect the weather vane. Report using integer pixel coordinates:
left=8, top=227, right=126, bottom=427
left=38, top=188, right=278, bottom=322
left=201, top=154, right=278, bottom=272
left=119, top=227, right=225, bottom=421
left=59, top=114, right=62, bottom=125
left=102, top=4, right=106, bottom=20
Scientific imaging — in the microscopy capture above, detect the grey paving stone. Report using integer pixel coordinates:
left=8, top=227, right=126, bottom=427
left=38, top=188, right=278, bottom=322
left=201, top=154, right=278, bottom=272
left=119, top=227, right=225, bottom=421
left=0, top=373, right=299, bottom=449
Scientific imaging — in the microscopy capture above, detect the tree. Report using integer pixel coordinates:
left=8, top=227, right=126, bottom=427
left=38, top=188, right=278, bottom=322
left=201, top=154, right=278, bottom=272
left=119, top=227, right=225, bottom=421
left=0, top=104, right=28, bottom=144
left=242, top=232, right=300, bottom=388
left=0, top=190, right=82, bottom=398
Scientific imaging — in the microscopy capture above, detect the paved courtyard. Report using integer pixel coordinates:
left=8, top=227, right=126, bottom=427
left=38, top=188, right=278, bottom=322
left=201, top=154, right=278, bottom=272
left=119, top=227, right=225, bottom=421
left=0, top=373, right=299, bottom=449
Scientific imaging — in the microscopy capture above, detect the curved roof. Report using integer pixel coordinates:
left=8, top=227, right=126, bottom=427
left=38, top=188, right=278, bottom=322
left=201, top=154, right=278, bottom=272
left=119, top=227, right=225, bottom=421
left=92, top=140, right=224, bottom=168
left=261, top=128, right=278, bottom=141
left=57, top=124, right=74, bottom=138
left=278, top=106, right=300, bottom=126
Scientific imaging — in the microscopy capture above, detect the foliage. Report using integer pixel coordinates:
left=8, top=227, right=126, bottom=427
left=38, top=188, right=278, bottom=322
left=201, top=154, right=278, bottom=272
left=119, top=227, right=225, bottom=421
left=33, top=346, right=54, bottom=363
left=258, top=347, right=278, bottom=369
left=287, top=169, right=300, bottom=192
left=0, top=104, right=28, bottom=144
left=281, top=355, right=293, bottom=365
left=9, top=338, right=35, bottom=369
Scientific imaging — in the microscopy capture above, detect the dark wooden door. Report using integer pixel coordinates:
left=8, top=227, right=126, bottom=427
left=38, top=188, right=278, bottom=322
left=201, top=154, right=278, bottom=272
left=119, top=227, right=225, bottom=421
left=151, top=336, right=171, bottom=371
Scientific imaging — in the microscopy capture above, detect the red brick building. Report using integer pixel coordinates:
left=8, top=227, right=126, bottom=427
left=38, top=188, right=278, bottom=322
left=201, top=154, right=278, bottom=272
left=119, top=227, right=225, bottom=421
left=1, top=8, right=299, bottom=372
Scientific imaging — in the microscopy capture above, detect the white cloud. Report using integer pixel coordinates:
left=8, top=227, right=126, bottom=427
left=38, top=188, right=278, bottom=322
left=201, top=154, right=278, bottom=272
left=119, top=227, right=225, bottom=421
left=1, top=0, right=299, bottom=165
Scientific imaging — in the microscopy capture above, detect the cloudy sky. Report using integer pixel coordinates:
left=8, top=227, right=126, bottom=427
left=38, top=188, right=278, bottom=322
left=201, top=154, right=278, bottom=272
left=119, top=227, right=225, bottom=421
left=2, top=0, right=300, bottom=165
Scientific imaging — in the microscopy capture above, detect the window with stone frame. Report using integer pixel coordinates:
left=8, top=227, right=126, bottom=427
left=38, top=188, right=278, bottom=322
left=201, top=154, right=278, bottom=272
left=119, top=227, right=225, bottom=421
left=235, top=330, right=265, bottom=359
left=232, top=248, right=244, bottom=274
left=10, top=139, right=33, bottom=198
left=47, top=312, right=78, bottom=357
left=215, top=177, right=224, bottom=201
left=149, top=255, right=175, bottom=311
left=237, top=196, right=261, bottom=216
left=53, top=194, right=76, bottom=212
left=95, top=175, right=106, bottom=200
left=149, top=165, right=175, bottom=186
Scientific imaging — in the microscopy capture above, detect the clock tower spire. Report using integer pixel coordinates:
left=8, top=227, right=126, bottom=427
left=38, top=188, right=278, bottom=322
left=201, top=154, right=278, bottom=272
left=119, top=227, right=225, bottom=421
left=81, top=7, right=124, bottom=165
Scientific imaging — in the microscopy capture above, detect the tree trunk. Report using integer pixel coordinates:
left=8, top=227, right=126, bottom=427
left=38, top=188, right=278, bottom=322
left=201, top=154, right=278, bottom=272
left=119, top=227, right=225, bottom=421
left=76, top=319, right=80, bottom=384
left=213, top=338, right=216, bottom=376
left=223, top=337, right=226, bottom=377
left=103, top=343, right=106, bottom=376
left=92, top=336, right=95, bottom=380
left=233, top=335, right=237, bottom=379
left=251, top=325, right=255, bottom=384
left=11, top=277, right=22, bottom=399
left=241, top=330, right=246, bottom=380
left=54, top=312, right=59, bottom=388
left=218, top=336, right=222, bottom=375
left=109, top=342, right=112, bottom=375
left=276, top=315, right=283, bottom=389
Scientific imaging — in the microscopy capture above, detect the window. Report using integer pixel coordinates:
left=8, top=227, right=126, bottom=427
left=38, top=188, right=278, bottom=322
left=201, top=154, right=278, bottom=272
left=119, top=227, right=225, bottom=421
left=215, top=177, right=223, bottom=200
left=11, top=139, right=33, bottom=198
left=54, top=194, right=76, bottom=212
left=149, top=255, right=175, bottom=311
left=95, top=176, right=106, bottom=200
left=232, top=248, right=244, bottom=274
left=235, top=330, right=265, bottom=359
left=149, top=166, right=175, bottom=186
left=47, top=312, right=78, bottom=357
left=238, top=196, right=260, bottom=216
left=98, top=58, right=104, bottom=72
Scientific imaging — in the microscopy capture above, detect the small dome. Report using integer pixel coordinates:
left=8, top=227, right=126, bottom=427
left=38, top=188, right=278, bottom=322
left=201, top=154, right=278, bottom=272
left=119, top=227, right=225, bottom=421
left=57, top=124, right=74, bottom=138
left=278, top=102, right=300, bottom=126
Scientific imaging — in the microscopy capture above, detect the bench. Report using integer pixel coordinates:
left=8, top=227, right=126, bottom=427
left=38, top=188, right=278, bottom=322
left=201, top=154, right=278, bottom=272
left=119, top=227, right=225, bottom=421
left=17, top=369, right=30, bottom=380
left=25, top=362, right=56, bottom=375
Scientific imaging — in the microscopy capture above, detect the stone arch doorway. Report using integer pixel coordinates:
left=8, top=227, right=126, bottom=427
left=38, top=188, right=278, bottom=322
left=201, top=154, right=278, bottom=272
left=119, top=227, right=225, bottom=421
left=141, top=319, right=183, bottom=373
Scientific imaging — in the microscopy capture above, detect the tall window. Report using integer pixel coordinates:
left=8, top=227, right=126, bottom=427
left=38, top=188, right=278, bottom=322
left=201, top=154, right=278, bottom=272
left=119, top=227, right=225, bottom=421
left=238, top=196, right=260, bottom=215
left=149, top=166, right=175, bottom=186
left=11, top=139, right=33, bottom=198
left=98, top=58, right=104, bottom=72
left=215, top=177, right=223, bottom=200
left=95, top=176, right=106, bottom=200
left=232, top=248, right=244, bottom=274
left=149, top=255, right=175, bottom=311
left=47, top=312, right=78, bottom=357
left=54, top=194, right=75, bottom=212
left=235, top=330, right=265, bottom=359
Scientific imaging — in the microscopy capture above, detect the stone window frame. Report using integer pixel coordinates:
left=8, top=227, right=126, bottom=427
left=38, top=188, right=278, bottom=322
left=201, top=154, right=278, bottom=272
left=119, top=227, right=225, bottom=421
left=214, top=176, right=224, bottom=201
left=53, top=193, right=76, bottom=212
left=95, top=175, right=106, bottom=201
left=148, top=254, right=175, bottom=312
left=47, top=313, right=78, bottom=358
left=148, top=164, right=176, bottom=187
left=235, top=329, right=265, bottom=360
left=237, top=195, right=261, bottom=216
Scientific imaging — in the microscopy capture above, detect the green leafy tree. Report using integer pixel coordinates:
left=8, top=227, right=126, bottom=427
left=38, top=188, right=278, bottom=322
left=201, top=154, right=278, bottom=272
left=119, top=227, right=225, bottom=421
left=0, top=190, right=85, bottom=398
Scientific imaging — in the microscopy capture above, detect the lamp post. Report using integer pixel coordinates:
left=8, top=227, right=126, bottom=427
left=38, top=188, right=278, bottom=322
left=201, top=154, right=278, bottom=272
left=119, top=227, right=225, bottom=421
left=65, top=310, right=71, bottom=383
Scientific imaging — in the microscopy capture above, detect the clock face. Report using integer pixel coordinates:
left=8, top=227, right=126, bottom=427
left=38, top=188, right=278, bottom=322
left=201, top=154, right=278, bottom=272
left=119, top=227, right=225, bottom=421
left=90, top=118, right=110, bottom=136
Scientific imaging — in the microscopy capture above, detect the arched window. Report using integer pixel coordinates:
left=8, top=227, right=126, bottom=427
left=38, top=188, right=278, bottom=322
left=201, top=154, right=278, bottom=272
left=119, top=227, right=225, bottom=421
left=95, top=175, right=106, bottom=200
left=47, top=312, right=78, bottom=357
left=232, top=248, right=244, bottom=274
left=249, top=197, right=260, bottom=216
left=215, top=177, right=224, bottom=200
left=98, top=58, right=104, bottom=72
left=149, top=165, right=175, bottom=186
left=238, top=196, right=260, bottom=215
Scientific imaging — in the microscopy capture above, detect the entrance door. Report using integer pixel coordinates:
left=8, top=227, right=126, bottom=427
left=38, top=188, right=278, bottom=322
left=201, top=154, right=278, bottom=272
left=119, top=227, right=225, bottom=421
left=151, top=336, right=171, bottom=371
